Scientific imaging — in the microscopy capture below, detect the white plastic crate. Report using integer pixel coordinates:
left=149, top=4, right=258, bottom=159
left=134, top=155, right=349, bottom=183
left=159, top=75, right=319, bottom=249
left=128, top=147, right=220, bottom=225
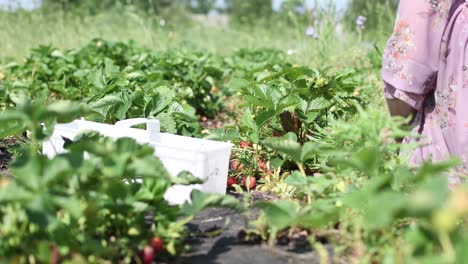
left=42, top=118, right=233, bottom=205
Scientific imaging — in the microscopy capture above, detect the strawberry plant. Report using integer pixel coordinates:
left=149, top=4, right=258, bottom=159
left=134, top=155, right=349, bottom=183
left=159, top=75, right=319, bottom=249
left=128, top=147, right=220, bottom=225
left=0, top=99, right=241, bottom=262
left=1, top=40, right=299, bottom=138
left=249, top=109, right=468, bottom=263
left=0, top=40, right=224, bottom=136
left=224, top=48, right=291, bottom=81
left=231, top=66, right=361, bottom=142
left=224, top=65, right=362, bottom=193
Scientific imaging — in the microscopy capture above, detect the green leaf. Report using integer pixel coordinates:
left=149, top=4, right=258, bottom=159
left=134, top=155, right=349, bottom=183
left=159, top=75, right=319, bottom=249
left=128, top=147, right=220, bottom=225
left=157, top=113, right=177, bottom=134
left=51, top=49, right=65, bottom=58
left=307, top=97, right=330, bottom=111
left=254, top=200, right=298, bottom=231
left=11, top=153, right=45, bottom=191
left=295, top=202, right=339, bottom=228
left=335, top=147, right=382, bottom=177
left=181, top=190, right=242, bottom=216
left=104, top=58, right=120, bottom=77
left=276, top=95, right=299, bottom=112
left=42, top=155, right=75, bottom=184
left=250, top=84, right=276, bottom=109
left=127, top=71, right=145, bottom=80
left=54, top=197, right=83, bottom=219
left=256, top=71, right=280, bottom=82
left=364, top=191, right=405, bottom=230
left=404, top=176, right=449, bottom=216
left=300, top=142, right=320, bottom=163
left=263, top=133, right=301, bottom=163
left=229, top=78, right=250, bottom=90
left=0, top=111, right=26, bottom=138
left=89, top=95, right=123, bottom=109
left=255, top=110, right=276, bottom=128
left=36, top=241, right=55, bottom=263
left=168, top=102, right=185, bottom=114
left=44, top=101, right=88, bottom=123
left=241, top=109, right=257, bottom=130
left=0, top=181, right=32, bottom=202
left=171, top=171, right=204, bottom=185
left=155, top=86, right=176, bottom=99
left=63, top=131, right=103, bottom=152
left=135, top=178, right=171, bottom=201
left=456, top=235, right=468, bottom=262
left=270, top=157, right=284, bottom=169
left=284, top=66, right=313, bottom=81
left=113, top=92, right=132, bottom=120
left=145, top=93, right=170, bottom=117
left=203, top=128, right=240, bottom=141
left=284, top=171, right=307, bottom=188
left=87, top=69, right=106, bottom=89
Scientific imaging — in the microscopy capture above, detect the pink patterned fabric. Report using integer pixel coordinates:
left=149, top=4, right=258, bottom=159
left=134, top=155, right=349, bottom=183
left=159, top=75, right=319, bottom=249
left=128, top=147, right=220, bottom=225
left=382, top=0, right=468, bottom=184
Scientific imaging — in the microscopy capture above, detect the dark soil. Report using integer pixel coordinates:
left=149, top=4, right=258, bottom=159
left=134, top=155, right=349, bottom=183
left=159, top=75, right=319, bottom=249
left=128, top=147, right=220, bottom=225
left=174, top=191, right=336, bottom=264
left=0, top=138, right=14, bottom=178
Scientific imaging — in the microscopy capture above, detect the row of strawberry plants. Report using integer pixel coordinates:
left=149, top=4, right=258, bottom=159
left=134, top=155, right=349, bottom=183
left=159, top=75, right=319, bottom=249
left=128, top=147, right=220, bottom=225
left=0, top=39, right=363, bottom=262
left=0, top=97, right=242, bottom=263
left=2, top=39, right=467, bottom=263
left=247, top=110, right=468, bottom=262
left=0, top=39, right=290, bottom=137
left=214, top=96, right=468, bottom=262
left=207, top=51, right=468, bottom=262
left=0, top=40, right=290, bottom=262
left=0, top=45, right=294, bottom=155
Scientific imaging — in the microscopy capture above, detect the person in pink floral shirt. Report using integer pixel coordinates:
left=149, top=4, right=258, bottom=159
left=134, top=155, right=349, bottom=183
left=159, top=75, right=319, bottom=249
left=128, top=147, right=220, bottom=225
left=382, top=0, right=468, bottom=185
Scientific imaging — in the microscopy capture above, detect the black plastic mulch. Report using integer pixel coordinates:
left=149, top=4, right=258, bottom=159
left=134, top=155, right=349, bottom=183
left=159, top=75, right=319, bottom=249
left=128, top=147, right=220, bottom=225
left=0, top=140, right=13, bottom=177
left=174, top=191, right=336, bottom=264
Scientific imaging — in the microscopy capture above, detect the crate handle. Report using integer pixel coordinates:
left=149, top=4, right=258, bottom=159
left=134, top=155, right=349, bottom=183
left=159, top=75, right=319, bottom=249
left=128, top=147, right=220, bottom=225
left=115, top=118, right=160, bottom=142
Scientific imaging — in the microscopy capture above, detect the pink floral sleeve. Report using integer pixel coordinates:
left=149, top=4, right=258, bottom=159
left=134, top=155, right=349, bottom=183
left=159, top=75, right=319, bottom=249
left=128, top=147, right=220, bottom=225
left=382, top=0, right=453, bottom=110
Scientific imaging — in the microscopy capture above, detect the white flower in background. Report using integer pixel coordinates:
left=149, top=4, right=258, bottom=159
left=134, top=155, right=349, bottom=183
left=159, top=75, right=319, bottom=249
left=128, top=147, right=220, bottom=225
left=356, top=15, right=367, bottom=30
left=305, top=26, right=320, bottom=39
left=287, top=49, right=297, bottom=55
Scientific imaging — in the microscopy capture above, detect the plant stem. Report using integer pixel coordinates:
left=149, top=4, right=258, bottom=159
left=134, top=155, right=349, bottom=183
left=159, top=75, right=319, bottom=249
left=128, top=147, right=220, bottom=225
left=439, top=231, right=455, bottom=262
left=298, top=163, right=306, bottom=177
left=314, top=242, right=329, bottom=264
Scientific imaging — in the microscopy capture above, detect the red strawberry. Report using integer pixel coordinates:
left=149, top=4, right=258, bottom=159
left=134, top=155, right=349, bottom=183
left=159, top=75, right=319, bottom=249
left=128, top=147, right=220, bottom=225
left=227, top=177, right=238, bottom=187
left=239, top=141, right=252, bottom=148
left=140, top=245, right=154, bottom=264
left=231, top=161, right=244, bottom=171
left=151, top=237, right=164, bottom=253
left=231, top=161, right=239, bottom=170
left=242, top=176, right=256, bottom=190
left=258, top=159, right=267, bottom=171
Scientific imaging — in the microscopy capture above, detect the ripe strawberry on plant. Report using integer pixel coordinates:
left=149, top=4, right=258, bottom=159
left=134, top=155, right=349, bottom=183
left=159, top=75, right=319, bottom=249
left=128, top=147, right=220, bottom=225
left=227, top=177, right=238, bottom=188
left=242, top=176, right=256, bottom=190
left=230, top=160, right=243, bottom=171
left=258, top=159, right=267, bottom=171
left=239, top=141, right=252, bottom=149
left=140, top=245, right=155, bottom=264
left=151, top=237, right=164, bottom=253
